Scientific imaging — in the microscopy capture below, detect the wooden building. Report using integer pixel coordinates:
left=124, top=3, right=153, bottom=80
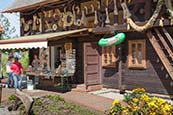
left=1, top=0, right=173, bottom=96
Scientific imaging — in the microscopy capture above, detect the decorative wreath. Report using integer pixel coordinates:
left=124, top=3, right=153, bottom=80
left=123, top=0, right=173, bottom=32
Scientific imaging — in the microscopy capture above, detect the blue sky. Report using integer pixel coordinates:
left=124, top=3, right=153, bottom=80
left=0, top=0, right=20, bottom=38
left=0, top=0, right=14, bottom=11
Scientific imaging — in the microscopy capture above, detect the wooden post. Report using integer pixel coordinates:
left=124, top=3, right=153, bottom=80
left=118, top=45, right=123, bottom=93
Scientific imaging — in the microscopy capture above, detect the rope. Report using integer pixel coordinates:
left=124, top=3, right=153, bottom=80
left=126, top=0, right=164, bottom=32
left=164, top=0, right=173, bottom=18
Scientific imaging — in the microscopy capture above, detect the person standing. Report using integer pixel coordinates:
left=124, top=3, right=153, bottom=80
left=10, top=56, right=23, bottom=90
left=6, top=56, right=13, bottom=88
left=31, top=54, right=40, bottom=71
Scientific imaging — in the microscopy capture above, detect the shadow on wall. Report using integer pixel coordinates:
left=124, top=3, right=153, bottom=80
left=148, top=40, right=173, bottom=96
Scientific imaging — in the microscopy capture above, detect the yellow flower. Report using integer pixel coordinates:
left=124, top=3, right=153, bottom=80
left=141, top=94, right=149, bottom=102
left=132, top=98, right=139, bottom=103
left=112, top=99, right=120, bottom=105
left=150, top=112, right=156, bottom=115
left=157, top=98, right=166, bottom=105
left=133, top=106, right=140, bottom=111
left=163, top=104, right=171, bottom=111
left=122, top=108, right=129, bottom=115
left=132, top=88, right=146, bottom=93
left=148, top=101, right=158, bottom=109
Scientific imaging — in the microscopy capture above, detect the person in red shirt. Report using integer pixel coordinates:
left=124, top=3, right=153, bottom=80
left=10, top=57, right=23, bottom=89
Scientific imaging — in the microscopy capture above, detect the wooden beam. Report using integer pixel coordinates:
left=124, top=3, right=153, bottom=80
left=93, top=19, right=172, bottom=34
left=154, top=28, right=173, bottom=61
left=146, top=30, right=173, bottom=80
left=162, top=28, right=173, bottom=46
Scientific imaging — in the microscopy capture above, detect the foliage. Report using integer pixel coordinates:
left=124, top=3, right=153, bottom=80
left=2, top=51, right=29, bottom=77
left=0, top=13, right=17, bottom=39
left=0, top=13, right=19, bottom=77
left=8, top=94, right=17, bottom=103
left=109, top=88, right=173, bottom=115
left=19, top=51, right=29, bottom=68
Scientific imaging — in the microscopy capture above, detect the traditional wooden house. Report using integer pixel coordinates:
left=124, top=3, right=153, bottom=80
left=1, top=0, right=173, bottom=96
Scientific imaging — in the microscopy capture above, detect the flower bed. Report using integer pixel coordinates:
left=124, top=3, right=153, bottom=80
left=7, top=95, right=103, bottom=115
left=109, top=88, right=173, bottom=115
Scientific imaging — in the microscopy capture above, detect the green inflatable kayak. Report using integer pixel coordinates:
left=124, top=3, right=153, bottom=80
left=98, top=33, right=126, bottom=47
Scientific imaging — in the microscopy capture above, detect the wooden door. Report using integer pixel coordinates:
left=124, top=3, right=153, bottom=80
left=84, top=42, right=101, bottom=86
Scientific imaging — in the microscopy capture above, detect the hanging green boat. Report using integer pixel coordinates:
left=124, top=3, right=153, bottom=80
left=98, top=33, right=126, bottom=47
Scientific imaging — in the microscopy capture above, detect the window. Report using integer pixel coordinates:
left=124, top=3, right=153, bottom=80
left=128, top=40, right=146, bottom=69
left=102, top=46, right=116, bottom=67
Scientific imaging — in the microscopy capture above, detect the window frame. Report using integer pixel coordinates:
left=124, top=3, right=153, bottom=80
left=102, top=46, right=116, bottom=68
left=128, top=40, right=147, bottom=69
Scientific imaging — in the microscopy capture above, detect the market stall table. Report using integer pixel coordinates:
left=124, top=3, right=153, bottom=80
left=25, top=71, right=71, bottom=92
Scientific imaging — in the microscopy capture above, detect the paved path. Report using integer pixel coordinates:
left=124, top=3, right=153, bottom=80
left=1, top=88, right=113, bottom=113
left=0, top=108, right=11, bottom=115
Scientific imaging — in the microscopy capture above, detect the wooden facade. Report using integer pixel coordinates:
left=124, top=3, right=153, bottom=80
left=3, top=0, right=173, bottom=95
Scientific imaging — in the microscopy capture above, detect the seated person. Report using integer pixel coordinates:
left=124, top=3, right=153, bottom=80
left=40, top=55, right=48, bottom=71
left=32, top=54, right=40, bottom=70
left=55, top=61, right=68, bottom=76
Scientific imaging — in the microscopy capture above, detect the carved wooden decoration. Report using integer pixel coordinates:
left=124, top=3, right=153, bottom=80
left=94, top=10, right=99, bottom=25
left=97, top=1, right=101, bottom=10
left=76, top=6, right=80, bottom=15
left=32, top=15, right=38, bottom=31
left=105, top=8, right=110, bottom=24
left=21, top=18, right=32, bottom=32
left=91, top=4, right=95, bottom=13
left=81, top=10, right=88, bottom=26
left=121, top=2, right=131, bottom=19
left=84, top=6, right=88, bottom=15
left=43, top=11, right=52, bottom=32
left=114, top=0, right=118, bottom=15
left=72, top=5, right=77, bottom=26
left=54, top=9, right=63, bottom=28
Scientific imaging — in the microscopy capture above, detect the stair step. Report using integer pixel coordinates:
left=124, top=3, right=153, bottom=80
left=146, top=30, right=173, bottom=80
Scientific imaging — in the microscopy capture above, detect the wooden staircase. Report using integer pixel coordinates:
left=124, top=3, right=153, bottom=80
left=146, top=28, right=173, bottom=80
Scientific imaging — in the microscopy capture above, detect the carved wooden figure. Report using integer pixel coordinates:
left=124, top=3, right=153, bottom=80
left=32, top=15, right=38, bottom=31
left=43, top=11, right=52, bottom=31
left=21, top=18, right=32, bottom=32
left=38, top=12, right=43, bottom=32
left=54, top=8, right=63, bottom=28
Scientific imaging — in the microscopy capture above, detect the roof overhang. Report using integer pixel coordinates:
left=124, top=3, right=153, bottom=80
left=0, top=28, right=88, bottom=50
left=1, top=0, right=61, bottom=13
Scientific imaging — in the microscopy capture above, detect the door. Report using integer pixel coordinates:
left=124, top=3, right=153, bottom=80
left=84, top=42, right=101, bottom=86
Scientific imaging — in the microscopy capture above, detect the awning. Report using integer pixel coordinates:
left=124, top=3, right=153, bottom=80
left=0, top=28, right=88, bottom=50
